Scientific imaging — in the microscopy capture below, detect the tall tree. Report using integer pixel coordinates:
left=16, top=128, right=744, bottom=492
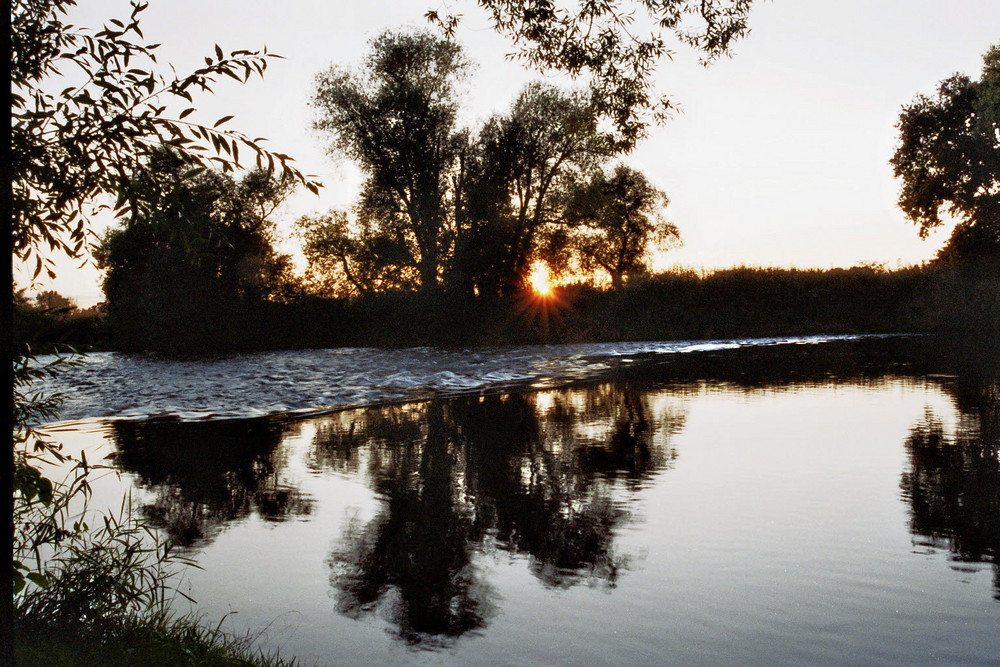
left=891, top=44, right=1000, bottom=261
left=312, top=31, right=469, bottom=291
left=561, top=164, right=678, bottom=288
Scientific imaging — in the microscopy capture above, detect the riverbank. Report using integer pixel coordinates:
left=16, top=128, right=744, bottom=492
left=15, top=261, right=998, bottom=355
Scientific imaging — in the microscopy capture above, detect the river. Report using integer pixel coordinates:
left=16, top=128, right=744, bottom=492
left=26, top=335, right=1000, bottom=665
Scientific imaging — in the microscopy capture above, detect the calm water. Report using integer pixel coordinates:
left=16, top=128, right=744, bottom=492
left=37, top=338, right=1000, bottom=665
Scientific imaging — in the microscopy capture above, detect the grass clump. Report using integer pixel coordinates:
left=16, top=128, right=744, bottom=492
left=14, top=611, right=298, bottom=667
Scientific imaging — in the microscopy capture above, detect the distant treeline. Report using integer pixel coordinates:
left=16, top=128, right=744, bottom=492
left=15, top=261, right=997, bottom=355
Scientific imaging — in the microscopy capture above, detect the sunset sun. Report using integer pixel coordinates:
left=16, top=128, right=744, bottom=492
left=528, top=261, right=553, bottom=297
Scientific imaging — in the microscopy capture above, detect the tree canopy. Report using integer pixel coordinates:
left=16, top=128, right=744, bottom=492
left=428, top=0, right=754, bottom=149
left=312, top=31, right=469, bottom=290
left=297, top=209, right=417, bottom=297
left=95, top=149, right=295, bottom=351
left=891, top=44, right=1000, bottom=261
left=310, top=31, right=666, bottom=298
left=456, top=82, right=613, bottom=295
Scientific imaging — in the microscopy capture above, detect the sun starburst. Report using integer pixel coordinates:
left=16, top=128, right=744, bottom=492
left=528, top=261, right=553, bottom=297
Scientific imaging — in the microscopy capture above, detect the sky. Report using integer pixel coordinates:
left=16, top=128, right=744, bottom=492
left=17, top=0, right=1000, bottom=306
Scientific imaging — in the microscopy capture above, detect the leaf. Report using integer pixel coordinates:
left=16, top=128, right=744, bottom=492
left=26, top=572, right=50, bottom=589
left=215, top=44, right=223, bottom=60
left=179, top=107, right=195, bottom=119
left=213, top=115, right=234, bottom=128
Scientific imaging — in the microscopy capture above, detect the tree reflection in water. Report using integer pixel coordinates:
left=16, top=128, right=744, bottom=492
left=109, top=419, right=313, bottom=546
left=901, top=377, right=1000, bottom=598
left=320, top=384, right=685, bottom=644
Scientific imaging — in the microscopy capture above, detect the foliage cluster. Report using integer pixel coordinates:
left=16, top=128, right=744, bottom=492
left=94, top=148, right=298, bottom=352
left=892, top=44, right=1000, bottom=261
left=429, top=0, right=753, bottom=149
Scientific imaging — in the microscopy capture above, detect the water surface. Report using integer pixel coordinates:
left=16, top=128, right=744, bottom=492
left=37, top=337, right=1000, bottom=665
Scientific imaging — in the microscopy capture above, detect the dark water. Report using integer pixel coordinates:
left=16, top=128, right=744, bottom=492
left=45, top=338, right=1000, bottom=665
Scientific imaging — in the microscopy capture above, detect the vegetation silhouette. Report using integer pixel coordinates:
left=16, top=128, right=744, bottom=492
left=559, top=164, right=679, bottom=289
left=311, top=31, right=470, bottom=292
left=95, top=149, right=298, bottom=353
left=18, top=259, right=994, bottom=356
left=109, top=419, right=312, bottom=547
left=892, top=44, right=1000, bottom=262
left=307, top=30, right=681, bottom=299
left=13, top=290, right=109, bottom=352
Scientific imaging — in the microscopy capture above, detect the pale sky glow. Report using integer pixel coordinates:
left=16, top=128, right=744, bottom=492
left=17, top=0, right=1000, bottom=306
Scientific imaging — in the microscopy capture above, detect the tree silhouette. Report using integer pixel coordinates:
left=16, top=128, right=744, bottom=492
left=560, top=164, right=679, bottom=288
left=458, top=83, right=613, bottom=296
left=891, top=44, right=1000, bottom=261
left=11, top=0, right=318, bottom=280
left=309, top=37, right=623, bottom=299
left=312, top=31, right=469, bottom=292
left=95, top=148, right=296, bottom=351
left=297, top=210, right=417, bottom=296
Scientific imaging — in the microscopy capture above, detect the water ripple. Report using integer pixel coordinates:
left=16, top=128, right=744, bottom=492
left=30, top=334, right=875, bottom=424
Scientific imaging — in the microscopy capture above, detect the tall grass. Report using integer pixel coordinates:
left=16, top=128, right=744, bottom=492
left=14, top=610, right=299, bottom=667
left=13, top=491, right=300, bottom=666
left=13, top=372, right=299, bottom=667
